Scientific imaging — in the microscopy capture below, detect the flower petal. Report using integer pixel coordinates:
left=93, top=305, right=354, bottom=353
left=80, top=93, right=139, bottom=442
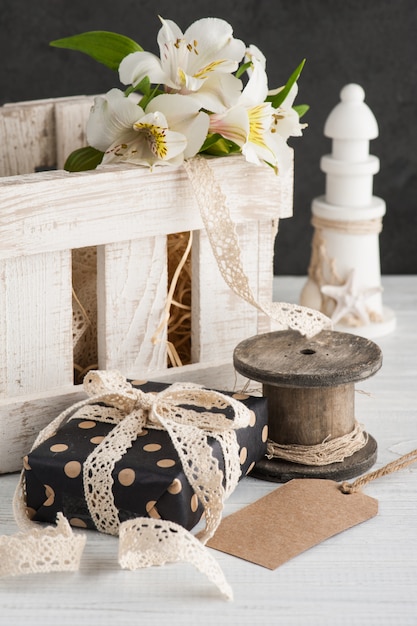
left=184, top=18, right=245, bottom=75
left=241, top=102, right=279, bottom=167
left=239, top=58, right=268, bottom=108
left=103, top=117, right=187, bottom=168
left=181, top=112, right=210, bottom=158
left=245, top=44, right=266, bottom=72
left=272, top=107, right=307, bottom=140
left=119, top=50, right=173, bottom=88
left=190, top=73, right=243, bottom=113
left=157, top=18, right=190, bottom=87
left=146, top=94, right=209, bottom=158
left=86, top=88, right=143, bottom=152
left=209, top=106, right=249, bottom=147
left=266, top=133, right=294, bottom=173
left=156, top=17, right=245, bottom=95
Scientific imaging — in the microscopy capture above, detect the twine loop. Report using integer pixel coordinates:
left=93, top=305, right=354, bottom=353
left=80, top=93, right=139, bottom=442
left=341, top=448, right=417, bottom=494
left=311, top=214, right=383, bottom=236
left=266, top=420, right=368, bottom=466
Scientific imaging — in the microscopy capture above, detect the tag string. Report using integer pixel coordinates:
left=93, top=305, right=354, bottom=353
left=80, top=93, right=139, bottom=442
left=340, top=448, right=417, bottom=494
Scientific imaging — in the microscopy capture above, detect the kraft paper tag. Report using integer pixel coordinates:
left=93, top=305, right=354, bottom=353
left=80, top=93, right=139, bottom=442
left=208, top=479, right=378, bottom=569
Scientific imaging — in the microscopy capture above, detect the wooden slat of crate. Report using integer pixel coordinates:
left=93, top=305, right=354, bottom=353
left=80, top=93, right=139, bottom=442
left=0, top=100, right=57, bottom=175
left=0, top=250, right=73, bottom=399
left=54, top=97, right=94, bottom=169
left=96, top=236, right=168, bottom=373
left=0, top=157, right=291, bottom=260
left=0, top=96, right=94, bottom=175
left=191, top=221, right=264, bottom=362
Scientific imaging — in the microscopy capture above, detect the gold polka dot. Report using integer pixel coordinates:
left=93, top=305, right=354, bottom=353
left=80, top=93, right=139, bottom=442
left=239, top=447, right=248, bottom=465
left=146, top=501, right=161, bottom=519
left=64, top=460, right=82, bottom=478
left=26, top=507, right=36, bottom=520
left=262, top=425, right=269, bottom=443
left=118, top=468, right=136, bottom=487
left=157, top=459, right=176, bottom=468
left=78, top=420, right=96, bottom=429
left=143, top=443, right=162, bottom=452
left=137, top=428, right=149, bottom=437
left=90, top=436, right=105, bottom=445
left=249, top=410, right=257, bottom=427
left=131, top=379, right=148, bottom=386
left=190, top=493, right=199, bottom=513
left=232, top=392, right=249, bottom=400
left=50, top=443, right=69, bottom=453
left=246, top=461, right=255, bottom=475
left=167, top=478, right=182, bottom=495
left=69, top=518, right=88, bottom=529
left=23, top=456, right=31, bottom=471
left=44, top=484, right=55, bottom=507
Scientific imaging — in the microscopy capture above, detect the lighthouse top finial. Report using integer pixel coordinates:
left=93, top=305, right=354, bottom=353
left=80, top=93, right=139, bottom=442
left=340, top=83, right=365, bottom=103
left=324, top=83, right=378, bottom=140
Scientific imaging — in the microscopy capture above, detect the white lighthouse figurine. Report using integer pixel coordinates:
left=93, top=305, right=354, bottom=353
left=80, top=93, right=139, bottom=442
left=300, top=83, right=396, bottom=337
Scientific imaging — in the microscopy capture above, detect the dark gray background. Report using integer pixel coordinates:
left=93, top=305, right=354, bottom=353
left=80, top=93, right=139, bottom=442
left=1, top=0, right=416, bottom=275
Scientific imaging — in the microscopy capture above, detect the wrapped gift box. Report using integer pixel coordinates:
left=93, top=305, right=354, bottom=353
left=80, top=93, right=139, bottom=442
left=24, top=381, right=268, bottom=532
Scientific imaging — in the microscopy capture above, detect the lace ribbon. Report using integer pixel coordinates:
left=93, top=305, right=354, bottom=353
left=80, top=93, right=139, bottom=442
left=184, top=156, right=332, bottom=338
left=119, top=518, right=233, bottom=600
left=0, top=513, right=86, bottom=578
left=2, top=370, right=250, bottom=598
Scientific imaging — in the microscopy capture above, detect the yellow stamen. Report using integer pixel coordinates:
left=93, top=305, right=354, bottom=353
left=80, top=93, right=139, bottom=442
left=133, top=122, right=168, bottom=159
left=248, top=105, right=268, bottom=148
left=177, top=67, right=187, bottom=87
left=194, top=59, right=225, bottom=79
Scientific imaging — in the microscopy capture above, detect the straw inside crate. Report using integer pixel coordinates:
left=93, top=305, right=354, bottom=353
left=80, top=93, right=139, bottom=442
left=72, top=234, right=192, bottom=384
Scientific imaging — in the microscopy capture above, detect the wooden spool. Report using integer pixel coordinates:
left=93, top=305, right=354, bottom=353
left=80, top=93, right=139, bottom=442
left=233, top=329, right=382, bottom=482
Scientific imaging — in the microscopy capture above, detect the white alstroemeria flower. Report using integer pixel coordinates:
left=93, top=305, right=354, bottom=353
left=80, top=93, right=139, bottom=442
left=87, top=88, right=209, bottom=167
left=119, top=17, right=245, bottom=112
left=268, top=83, right=308, bottom=140
left=209, top=59, right=306, bottom=172
left=208, top=57, right=268, bottom=146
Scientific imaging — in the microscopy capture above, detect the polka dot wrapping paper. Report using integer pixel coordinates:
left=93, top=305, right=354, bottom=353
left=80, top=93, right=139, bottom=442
left=24, top=381, right=268, bottom=533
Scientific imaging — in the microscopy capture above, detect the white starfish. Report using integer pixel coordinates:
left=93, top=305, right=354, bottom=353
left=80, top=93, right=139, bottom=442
left=320, top=269, right=382, bottom=326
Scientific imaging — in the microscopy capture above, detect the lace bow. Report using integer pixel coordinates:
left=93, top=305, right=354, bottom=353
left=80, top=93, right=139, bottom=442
left=77, top=370, right=251, bottom=541
left=2, top=370, right=251, bottom=599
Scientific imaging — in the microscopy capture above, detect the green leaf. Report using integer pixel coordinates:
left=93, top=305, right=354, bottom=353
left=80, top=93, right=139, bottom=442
left=125, top=76, right=152, bottom=97
left=64, top=146, right=104, bottom=172
left=293, top=104, right=310, bottom=118
left=199, top=133, right=241, bottom=157
left=235, top=60, right=252, bottom=79
left=50, top=31, right=143, bottom=71
left=266, top=59, right=306, bottom=109
left=138, top=85, right=164, bottom=110
left=198, top=133, right=223, bottom=152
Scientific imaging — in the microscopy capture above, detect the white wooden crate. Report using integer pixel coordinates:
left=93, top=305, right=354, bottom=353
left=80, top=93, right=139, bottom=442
left=0, top=95, right=293, bottom=473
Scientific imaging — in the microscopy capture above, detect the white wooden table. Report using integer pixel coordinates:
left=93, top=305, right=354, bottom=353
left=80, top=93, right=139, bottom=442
left=1, top=275, right=416, bottom=626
